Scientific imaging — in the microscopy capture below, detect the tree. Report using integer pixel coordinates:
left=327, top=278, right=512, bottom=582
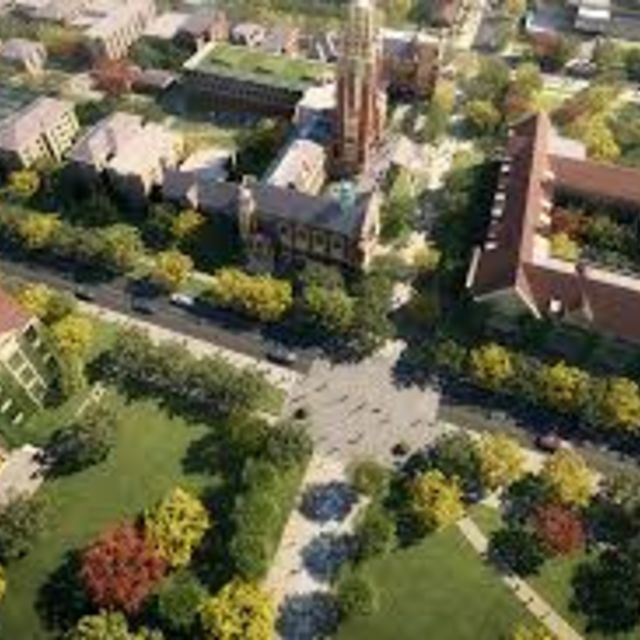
left=550, top=232, right=580, bottom=262
left=476, top=433, right=525, bottom=491
left=336, top=571, right=378, bottom=618
left=350, top=459, right=390, bottom=498
left=51, top=314, right=93, bottom=361
left=263, top=421, right=313, bottom=470
left=66, top=611, right=164, bottom=640
left=533, top=503, right=585, bottom=555
left=18, top=213, right=61, bottom=249
left=511, top=623, right=557, bottom=640
left=172, top=209, right=204, bottom=242
left=17, top=283, right=76, bottom=325
left=381, top=169, right=417, bottom=241
left=598, top=377, right=640, bottom=432
left=302, top=285, right=355, bottom=335
left=0, top=565, right=6, bottom=602
left=199, top=580, right=275, bottom=640
left=92, top=58, right=138, bottom=95
left=144, top=487, right=210, bottom=568
left=66, top=611, right=132, bottom=640
left=512, top=63, right=543, bottom=100
left=6, top=169, right=40, bottom=201
left=429, top=432, right=483, bottom=494
left=354, top=503, right=396, bottom=560
left=0, top=493, right=48, bottom=561
left=504, top=473, right=553, bottom=525
left=208, top=268, right=293, bottom=323
left=49, top=403, right=118, bottom=474
left=488, top=526, right=546, bottom=576
left=155, top=571, right=206, bottom=635
left=152, top=250, right=193, bottom=292
left=537, top=361, right=589, bottom=413
left=81, top=523, right=167, bottom=614
left=573, top=549, right=640, bottom=633
left=100, top=224, right=144, bottom=272
left=541, top=449, right=593, bottom=507
left=464, top=99, right=501, bottom=135
left=469, top=343, right=514, bottom=391
left=410, top=470, right=465, bottom=531
left=580, top=116, right=620, bottom=162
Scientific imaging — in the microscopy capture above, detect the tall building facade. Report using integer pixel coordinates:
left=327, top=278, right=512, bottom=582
left=333, top=0, right=385, bottom=177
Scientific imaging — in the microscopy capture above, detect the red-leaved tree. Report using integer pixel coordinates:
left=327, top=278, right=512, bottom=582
left=533, top=503, right=585, bottom=556
left=81, top=523, right=166, bottom=613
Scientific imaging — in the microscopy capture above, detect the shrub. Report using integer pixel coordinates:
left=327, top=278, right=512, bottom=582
left=354, top=503, right=396, bottom=560
left=349, top=460, right=390, bottom=498
left=336, top=571, right=378, bottom=618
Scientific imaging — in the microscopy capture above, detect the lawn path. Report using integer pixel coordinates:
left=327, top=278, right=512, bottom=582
left=457, top=517, right=585, bottom=640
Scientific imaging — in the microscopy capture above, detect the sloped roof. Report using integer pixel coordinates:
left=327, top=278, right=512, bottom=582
left=0, top=289, right=31, bottom=336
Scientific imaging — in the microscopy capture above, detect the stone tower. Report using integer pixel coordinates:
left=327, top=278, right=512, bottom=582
left=333, top=0, right=385, bottom=177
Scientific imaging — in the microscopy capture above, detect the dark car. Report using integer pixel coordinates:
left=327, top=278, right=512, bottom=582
left=266, top=344, right=298, bottom=366
left=131, top=298, right=154, bottom=315
left=535, top=433, right=562, bottom=453
left=74, top=286, right=95, bottom=302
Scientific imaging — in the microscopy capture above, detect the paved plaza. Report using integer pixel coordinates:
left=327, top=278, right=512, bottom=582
left=287, top=341, right=443, bottom=463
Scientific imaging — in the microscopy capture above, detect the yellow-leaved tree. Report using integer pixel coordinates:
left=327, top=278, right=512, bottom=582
left=538, top=361, right=589, bottom=413
left=469, top=343, right=514, bottom=391
left=476, top=433, right=525, bottom=491
left=145, top=487, right=210, bottom=568
left=542, top=449, right=593, bottom=507
left=200, top=579, right=274, bottom=640
left=410, top=470, right=465, bottom=531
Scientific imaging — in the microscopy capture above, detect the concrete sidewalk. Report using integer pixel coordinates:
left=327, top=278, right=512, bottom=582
left=457, top=517, right=584, bottom=640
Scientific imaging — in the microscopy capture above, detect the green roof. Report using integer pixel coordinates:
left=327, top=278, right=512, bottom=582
left=195, top=43, right=334, bottom=91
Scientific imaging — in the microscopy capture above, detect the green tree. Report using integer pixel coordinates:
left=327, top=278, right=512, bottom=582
left=0, top=493, right=48, bottom=561
left=51, top=314, right=93, bottom=361
left=469, top=343, right=514, bottom=391
left=152, top=250, right=193, bottom=292
left=17, top=283, right=76, bottom=325
left=354, top=503, right=396, bottom=560
left=172, top=208, right=205, bottom=242
left=581, top=116, right=620, bottom=162
left=410, top=470, right=465, bottom=531
left=465, top=99, right=501, bottom=134
left=155, top=571, right=206, bottom=635
left=336, top=570, right=378, bottom=618
left=542, top=449, right=593, bottom=507
left=199, top=580, right=275, bottom=640
left=18, top=213, right=61, bottom=249
left=145, top=487, right=210, bottom=568
left=381, top=169, right=417, bottom=241
left=477, top=433, right=525, bottom=491
left=537, top=361, right=589, bottom=413
left=598, top=377, right=640, bottom=432
left=100, top=224, right=144, bottom=272
left=430, top=431, right=483, bottom=494
left=302, top=285, right=355, bottom=335
left=489, top=526, right=546, bottom=576
left=350, top=459, right=390, bottom=498
left=6, top=169, right=40, bottom=201
left=209, top=268, right=293, bottom=323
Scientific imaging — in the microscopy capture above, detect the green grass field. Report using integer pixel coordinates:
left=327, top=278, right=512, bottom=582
left=0, top=395, right=215, bottom=639
left=336, top=524, right=532, bottom=640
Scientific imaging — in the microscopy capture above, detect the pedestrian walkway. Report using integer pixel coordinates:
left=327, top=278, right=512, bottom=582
left=0, top=445, right=45, bottom=508
left=457, top=517, right=584, bottom=640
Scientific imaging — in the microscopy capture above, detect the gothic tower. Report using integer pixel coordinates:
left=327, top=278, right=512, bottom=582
left=333, top=0, right=385, bottom=177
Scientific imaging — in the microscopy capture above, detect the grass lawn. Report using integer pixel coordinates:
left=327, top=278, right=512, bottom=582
left=0, top=394, right=216, bottom=640
left=336, top=524, right=533, bottom=640
left=200, top=43, right=332, bottom=88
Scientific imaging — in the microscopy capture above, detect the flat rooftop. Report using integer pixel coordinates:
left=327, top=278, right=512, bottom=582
left=194, top=42, right=333, bottom=91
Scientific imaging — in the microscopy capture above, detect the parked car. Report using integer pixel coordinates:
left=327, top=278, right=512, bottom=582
left=169, top=293, right=195, bottom=308
left=266, top=344, right=298, bottom=366
left=131, top=298, right=154, bottom=315
left=535, top=433, right=562, bottom=453
left=74, top=286, right=95, bottom=302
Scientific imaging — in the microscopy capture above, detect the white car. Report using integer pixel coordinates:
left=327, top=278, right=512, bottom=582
left=169, top=293, right=195, bottom=308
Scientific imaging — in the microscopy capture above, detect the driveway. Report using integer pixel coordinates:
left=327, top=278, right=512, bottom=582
left=287, top=341, right=443, bottom=463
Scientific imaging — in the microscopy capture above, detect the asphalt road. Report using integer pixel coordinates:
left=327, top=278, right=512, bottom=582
left=0, top=257, right=314, bottom=375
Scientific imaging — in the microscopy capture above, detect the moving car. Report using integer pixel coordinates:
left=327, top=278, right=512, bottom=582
left=169, top=293, right=195, bottom=308
left=266, top=344, right=298, bottom=366
left=131, top=298, right=154, bottom=315
left=74, top=286, right=95, bottom=302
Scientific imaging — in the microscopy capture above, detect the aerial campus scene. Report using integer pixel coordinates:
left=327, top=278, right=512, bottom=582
left=2, top=0, right=640, bottom=638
